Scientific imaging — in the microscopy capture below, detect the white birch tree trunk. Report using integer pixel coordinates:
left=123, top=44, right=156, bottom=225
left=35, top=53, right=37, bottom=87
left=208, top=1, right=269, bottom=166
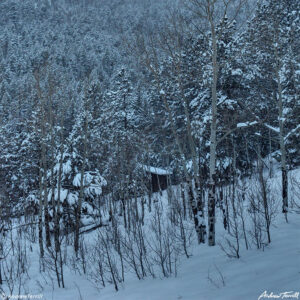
left=208, top=17, right=218, bottom=246
left=275, top=56, right=288, bottom=217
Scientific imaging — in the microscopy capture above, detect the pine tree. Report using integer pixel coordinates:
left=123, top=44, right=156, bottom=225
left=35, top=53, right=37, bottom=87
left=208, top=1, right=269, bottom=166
left=242, top=0, right=300, bottom=217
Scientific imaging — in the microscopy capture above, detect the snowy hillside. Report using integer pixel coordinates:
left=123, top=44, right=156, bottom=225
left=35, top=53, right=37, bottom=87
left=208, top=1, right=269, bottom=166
left=100, top=213, right=300, bottom=300
left=1, top=167, right=299, bottom=300
left=34, top=213, right=300, bottom=300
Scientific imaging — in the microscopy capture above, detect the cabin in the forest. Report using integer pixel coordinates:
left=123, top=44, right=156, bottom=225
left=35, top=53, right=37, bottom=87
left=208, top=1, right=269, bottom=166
left=140, top=164, right=173, bottom=193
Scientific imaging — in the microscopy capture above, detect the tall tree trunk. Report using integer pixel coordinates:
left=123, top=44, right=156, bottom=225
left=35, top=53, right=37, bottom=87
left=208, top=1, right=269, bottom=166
left=55, top=143, right=64, bottom=253
left=275, top=60, right=288, bottom=218
left=49, top=102, right=60, bottom=254
left=208, top=19, right=218, bottom=247
left=42, top=137, right=51, bottom=248
left=50, top=137, right=57, bottom=249
left=258, top=157, right=271, bottom=244
left=180, top=183, right=187, bottom=220
left=74, top=115, right=88, bottom=255
left=38, top=158, right=44, bottom=259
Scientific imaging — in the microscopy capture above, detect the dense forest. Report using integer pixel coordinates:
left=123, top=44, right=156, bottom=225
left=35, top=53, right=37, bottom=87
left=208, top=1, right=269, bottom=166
left=0, top=0, right=299, bottom=298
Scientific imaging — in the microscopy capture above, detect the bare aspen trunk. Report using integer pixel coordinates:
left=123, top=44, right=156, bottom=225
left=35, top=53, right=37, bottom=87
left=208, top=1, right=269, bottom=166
left=121, top=195, right=127, bottom=228
left=125, top=163, right=131, bottom=230
left=219, top=186, right=227, bottom=230
left=38, top=158, right=44, bottom=259
left=55, top=144, right=64, bottom=253
left=134, top=184, right=139, bottom=223
left=75, top=114, right=88, bottom=254
left=194, top=180, right=206, bottom=243
left=258, top=159, right=271, bottom=244
left=127, top=195, right=131, bottom=231
left=141, top=196, right=145, bottom=225
left=208, top=19, right=218, bottom=247
left=42, top=139, right=51, bottom=248
left=275, top=62, right=288, bottom=217
left=59, top=248, right=65, bottom=288
left=180, top=183, right=186, bottom=220
left=268, top=129, right=273, bottom=178
left=49, top=104, right=61, bottom=254
left=50, top=141, right=57, bottom=249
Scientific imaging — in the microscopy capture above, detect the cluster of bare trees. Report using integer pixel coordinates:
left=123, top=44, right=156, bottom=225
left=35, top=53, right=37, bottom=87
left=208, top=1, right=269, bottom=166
left=219, top=159, right=279, bottom=258
left=0, top=222, right=31, bottom=298
left=68, top=186, right=195, bottom=291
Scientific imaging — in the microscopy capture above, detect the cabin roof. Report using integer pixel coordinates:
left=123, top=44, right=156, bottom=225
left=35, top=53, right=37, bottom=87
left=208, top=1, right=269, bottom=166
left=139, top=164, right=172, bottom=176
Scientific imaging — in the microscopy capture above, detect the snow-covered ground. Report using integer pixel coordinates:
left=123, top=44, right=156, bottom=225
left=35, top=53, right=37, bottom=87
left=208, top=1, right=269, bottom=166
left=2, top=168, right=300, bottom=300
left=100, top=212, right=300, bottom=300
left=27, top=212, right=297, bottom=300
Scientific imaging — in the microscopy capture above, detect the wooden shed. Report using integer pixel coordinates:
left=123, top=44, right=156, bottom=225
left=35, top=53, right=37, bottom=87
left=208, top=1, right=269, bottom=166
left=140, top=164, right=173, bottom=193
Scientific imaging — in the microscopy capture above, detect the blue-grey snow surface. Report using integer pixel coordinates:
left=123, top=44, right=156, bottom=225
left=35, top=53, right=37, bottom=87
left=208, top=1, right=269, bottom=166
left=22, top=169, right=300, bottom=299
